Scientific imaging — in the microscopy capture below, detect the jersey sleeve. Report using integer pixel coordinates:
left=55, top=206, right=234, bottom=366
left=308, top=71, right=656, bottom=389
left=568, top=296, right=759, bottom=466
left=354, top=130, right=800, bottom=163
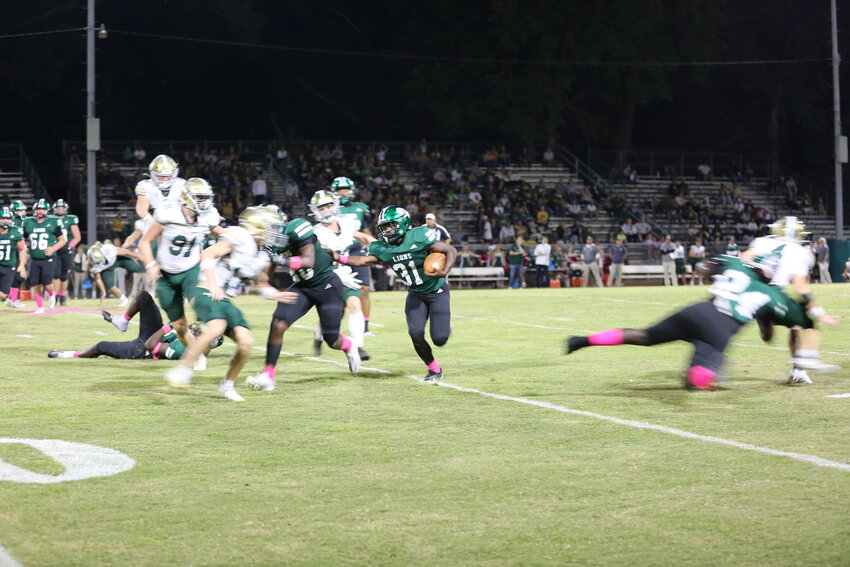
left=69, top=215, right=79, bottom=227
left=204, top=208, right=222, bottom=228
left=367, top=240, right=387, bottom=261
left=135, top=180, right=150, bottom=196
left=288, top=219, right=315, bottom=246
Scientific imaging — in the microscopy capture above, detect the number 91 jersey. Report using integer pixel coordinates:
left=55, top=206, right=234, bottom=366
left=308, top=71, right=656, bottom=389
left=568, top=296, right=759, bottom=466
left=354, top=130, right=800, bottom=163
left=154, top=202, right=221, bottom=274
left=368, top=225, right=444, bottom=293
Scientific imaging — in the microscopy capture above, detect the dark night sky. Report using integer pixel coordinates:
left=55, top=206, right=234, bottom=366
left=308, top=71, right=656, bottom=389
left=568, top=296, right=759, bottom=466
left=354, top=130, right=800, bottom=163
left=2, top=1, right=850, bottom=195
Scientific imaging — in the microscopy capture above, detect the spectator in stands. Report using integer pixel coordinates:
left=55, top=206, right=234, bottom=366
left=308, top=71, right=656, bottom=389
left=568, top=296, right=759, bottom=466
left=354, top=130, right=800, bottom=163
left=580, top=237, right=603, bottom=288
left=569, top=219, right=587, bottom=243
left=621, top=217, right=638, bottom=242
left=673, top=240, right=687, bottom=286
left=567, top=201, right=583, bottom=221
left=608, top=238, right=628, bottom=287
left=499, top=222, right=515, bottom=244
left=843, top=256, right=850, bottom=282
left=634, top=217, right=652, bottom=241
left=535, top=204, right=549, bottom=232
left=543, top=147, right=555, bottom=165
left=110, top=214, right=126, bottom=241
left=121, top=146, right=134, bottom=163
left=480, top=215, right=493, bottom=243
left=251, top=174, right=268, bottom=205
left=425, top=212, right=451, bottom=244
left=688, top=238, right=706, bottom=285
left=508, top=236, right=527, bottom=289
left=660, top=235, right=677, bottom=286
left=489, top=245, right=506, bottom=270
left=457, top=242, right=481, bottom=269
left=550, top=244, right=567, bottom=286
left=533, top=237, right=551, bottom=288
left=815, top=237, right=832, bottom=284
left=697, top=163, right=712, bottom=181
left=133, top=146, right=146, bottom=164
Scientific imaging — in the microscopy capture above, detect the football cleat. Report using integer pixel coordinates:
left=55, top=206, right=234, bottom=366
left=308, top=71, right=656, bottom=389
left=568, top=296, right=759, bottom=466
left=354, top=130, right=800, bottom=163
left=757, top=318, right=773, bottom=343
left=12, top=300, right=25, bottom=308
left=193, top=354, right=207, bottom=371
left=103, top=310, right=129, bottom=332
left=218, top=379, right=245, bottom=402
left=4, top=298, right=12, bottom=308
left=565, top=336, right=586, bottom=354
left=47, top=294, right=56, bottom=309
left=788, top=368, right=813, bottom=385
left=35, top=308, right=45, bottom=315
left=313, top=337, right=323, bottom=357
left=165, top=365, right=193, bottom=388
left=424, top=369, right=443, bottom=382
left=47, top=350, right=60, bottom=358
left=363, top=330, right=376, bottom=337
left=345, top=346, right=361, bottom=373
left=118, top=295, right=129, bottom=307
left=358, top=347, right=370, bottom=361
left=245, top=371, right=275, bottom=392
left=59, top=295, right=67, bottom=306
left=792, top=357, right=839, bottom=374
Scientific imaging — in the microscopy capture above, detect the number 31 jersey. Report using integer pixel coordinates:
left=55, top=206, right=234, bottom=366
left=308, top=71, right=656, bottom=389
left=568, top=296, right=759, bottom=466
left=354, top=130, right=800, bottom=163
left=368, top=225, right=444, bottom=293
left=153, top=202, right=221, bottom=274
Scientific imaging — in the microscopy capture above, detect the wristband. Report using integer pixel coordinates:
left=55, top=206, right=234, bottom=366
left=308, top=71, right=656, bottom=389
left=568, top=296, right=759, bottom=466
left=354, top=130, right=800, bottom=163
left=338, top=254, right=349, bottom=265
left=288, top=256, right=303, bottom=270
left=808, top=306, right=826, bottom=317
left=145, top=260, right=158, bottom=269
left=259, top=286, right=277, bottom=299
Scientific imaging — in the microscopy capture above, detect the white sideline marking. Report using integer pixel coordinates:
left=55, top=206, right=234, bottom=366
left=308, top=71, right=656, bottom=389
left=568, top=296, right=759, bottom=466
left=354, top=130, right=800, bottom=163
left=94, top=331, right=108, bottom=336
left=826, top=393, right=850, bottom=398
left=0, top=544, right=22, bottom=567
left=15, top=335, right=32, bottom=339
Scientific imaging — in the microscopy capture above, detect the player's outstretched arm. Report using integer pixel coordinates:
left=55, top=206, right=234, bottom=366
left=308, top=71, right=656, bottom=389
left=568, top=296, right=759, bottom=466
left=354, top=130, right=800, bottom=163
left=353, top=230, right=377, bottom=246
left=427, top=240, right=458, bottom=278
left=324, top=247, right=380, bottom=267
left=200, top=239, right=234, bottom=301
left=139, top=221, right=164, bottom=280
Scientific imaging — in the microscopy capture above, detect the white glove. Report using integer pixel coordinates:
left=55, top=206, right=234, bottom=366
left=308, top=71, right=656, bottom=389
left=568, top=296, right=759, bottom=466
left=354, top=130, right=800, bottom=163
left=336, top=267, right=362, bottom=290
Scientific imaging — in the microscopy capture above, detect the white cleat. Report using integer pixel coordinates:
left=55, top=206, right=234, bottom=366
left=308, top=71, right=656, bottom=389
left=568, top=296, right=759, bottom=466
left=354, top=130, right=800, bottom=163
left=364, top=330, right=376, bottom=337
left=792, top=357, right=840, bottom=374
left=788, top=368, right=813, bottom=385
left=219, top=379, right=245, bottom=401
left=193, top=354, right=207, bottom=371
left=35, top=308, right=45, bottom=315
left=245, top=371, right=275, bottom=392
left=165, top=365, right=193, bottom=388
left=5, top=298, right=12, bottom=308
left=12, top=300, right=25, bottom=308
left=47, top=294, right=56, bottom=309
left=118, top=295, right=129, bottom=307
left=345, top=346, right=361, bottom=374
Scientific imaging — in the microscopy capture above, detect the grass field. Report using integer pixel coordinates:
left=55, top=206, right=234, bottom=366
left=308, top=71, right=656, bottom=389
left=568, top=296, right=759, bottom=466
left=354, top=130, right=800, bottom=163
left=1, top=285, right=850, bottom=566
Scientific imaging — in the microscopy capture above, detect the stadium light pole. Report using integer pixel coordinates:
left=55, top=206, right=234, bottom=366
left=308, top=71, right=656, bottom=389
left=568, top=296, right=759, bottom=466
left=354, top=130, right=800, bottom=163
left=832, top=0, right=844, bottom=239
left=85, top=0, right=100, bottom=244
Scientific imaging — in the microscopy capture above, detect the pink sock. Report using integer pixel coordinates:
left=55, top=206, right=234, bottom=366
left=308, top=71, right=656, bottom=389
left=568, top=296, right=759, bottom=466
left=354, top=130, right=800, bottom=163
left=427, top=359, right=441, bottom=372
left=688, top=366, right=717, bottom=390
left=123, top=313, right=132, bottom=321
left=49, top=290, right=55, bottom=297
left=73, top=352, right=80, bottom=358
left=35, top=295, right=44, bottom=308
left=339, top=333, right=352, bottom=353
left=59, top=291, right=67, bottom=297
left=262, top=365, right=276, bottom=380
left=9, top=288, right=18, bottom=302
left=588, top=329, right=624, bottom=346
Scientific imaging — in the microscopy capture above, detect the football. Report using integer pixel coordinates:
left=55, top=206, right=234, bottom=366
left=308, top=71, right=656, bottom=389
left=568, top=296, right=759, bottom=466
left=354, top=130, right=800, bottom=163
left=424, top=252, right=447, bottom=276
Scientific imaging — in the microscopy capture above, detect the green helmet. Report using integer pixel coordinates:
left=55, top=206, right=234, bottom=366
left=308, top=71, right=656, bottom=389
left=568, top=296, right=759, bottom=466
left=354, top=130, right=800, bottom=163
left=10, top=200, right=26, bottom=217
left=330, top=176, right=356, bottom=204
left=53, top=199, right=69, bottom=214
left=33, top=198, right=50, bottom=219
left=0, top=206, right=12, bottom=229
left=376, top=206, right=412, bottom=245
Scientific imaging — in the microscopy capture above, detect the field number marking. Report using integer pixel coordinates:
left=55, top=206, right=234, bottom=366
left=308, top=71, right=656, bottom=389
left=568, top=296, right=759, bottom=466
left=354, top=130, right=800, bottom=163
left=0, top=439, right=135, bottom=484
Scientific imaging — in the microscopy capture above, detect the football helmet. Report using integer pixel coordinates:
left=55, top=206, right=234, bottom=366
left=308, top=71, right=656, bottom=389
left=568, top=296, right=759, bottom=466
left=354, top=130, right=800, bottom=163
left=331, top=176, right=356, bottom=204
left=33, top=198, right=50, bottom=219
left=0, top=206, right=13, bottom=229
left=87, top=241, right=104, bottom=264
left=10, top=200, right=26, bottom=218
left=309, top=190, right=340, bottom=224
left=239, top=206, right=287, bottom=248
left=53, top=199, right=69, bottom=216
left=376, top=206, right=411, bottom=245
left=769, top=216, right=808, bottom=242
left=181, top=178, right=214, bottom=213
left=259, top=203, right=286, bottom=222
left=149, top=154, right=180, bottom=191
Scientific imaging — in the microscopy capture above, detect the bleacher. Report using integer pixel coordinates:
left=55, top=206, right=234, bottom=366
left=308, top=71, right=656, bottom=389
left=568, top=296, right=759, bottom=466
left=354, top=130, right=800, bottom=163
left=0, top=144, right=49, bottom=209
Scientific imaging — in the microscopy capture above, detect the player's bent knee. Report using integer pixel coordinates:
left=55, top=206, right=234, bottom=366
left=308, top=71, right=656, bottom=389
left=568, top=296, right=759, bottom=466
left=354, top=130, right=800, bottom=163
left=432, top=334, right=449, bottom=347
left=322, top=331, right=340, bottom=346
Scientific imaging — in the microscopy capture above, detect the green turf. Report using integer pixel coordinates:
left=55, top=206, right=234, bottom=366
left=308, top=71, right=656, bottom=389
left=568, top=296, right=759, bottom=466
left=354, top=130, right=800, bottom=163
left=1, top=285, right=850, bottom=566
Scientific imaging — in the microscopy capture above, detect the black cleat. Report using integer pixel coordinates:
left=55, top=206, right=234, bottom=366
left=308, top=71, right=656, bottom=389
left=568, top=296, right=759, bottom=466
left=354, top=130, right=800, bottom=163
left=566, top=336, right=586, bottom=354
left=358, top=347, right=370, bottom=361
left=48, top=350, right=60, bottom=358
left=101, top=310, right=113, bottom=323
left=313, top=338, right=323, bottom=357
left=424, top=369, right=443, bottom=382
left=59, top=295, right=67, bottom=306
left=757, top=318, right=774, bottom=343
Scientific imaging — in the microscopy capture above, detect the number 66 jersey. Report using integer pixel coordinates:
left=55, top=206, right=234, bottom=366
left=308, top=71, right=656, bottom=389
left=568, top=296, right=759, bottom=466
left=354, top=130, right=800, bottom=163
left=153, top=201, right=221, bottom=274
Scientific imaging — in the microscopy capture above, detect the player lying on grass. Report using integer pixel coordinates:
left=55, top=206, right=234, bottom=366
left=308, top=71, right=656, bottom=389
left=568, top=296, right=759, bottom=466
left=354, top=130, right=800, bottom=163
left=47, top=291, right=220, bottom=360
left=323, top=206, right=457, bottom=381
left=565, top=255, right=837, bottom=390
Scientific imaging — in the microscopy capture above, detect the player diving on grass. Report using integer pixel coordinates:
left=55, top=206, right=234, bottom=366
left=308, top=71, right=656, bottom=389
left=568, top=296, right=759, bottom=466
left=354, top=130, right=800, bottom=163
left=245, top=205, right=362, bottom=393
left=87, top=240, right=143, bottom=306
left=0, top=206, right=28, bottom=304
left=324, top=206, right=457, bottom=381
left=308, top=189, right=375, bottom=362
left=164, top=206, right=294, bottom=401
left=565, top=255, right=836, bottom=390
left=47, top=290, right=221, bottom=360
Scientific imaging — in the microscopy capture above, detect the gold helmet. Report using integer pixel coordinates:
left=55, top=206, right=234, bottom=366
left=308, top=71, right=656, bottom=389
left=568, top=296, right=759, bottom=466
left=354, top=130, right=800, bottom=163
left=87, top=241, right=104, bottom=263
left=181, top=178, right=214, bottom=213
left=769, top=216, right=808, bottom=242
left=309, top=190, right=339, bottom=224
left=149, top=154, right=179, bottom=190
left=239, top=206, right=287, bottom=247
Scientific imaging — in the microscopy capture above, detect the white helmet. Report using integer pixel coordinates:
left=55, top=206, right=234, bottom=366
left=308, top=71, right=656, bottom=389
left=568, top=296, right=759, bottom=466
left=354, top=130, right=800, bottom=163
left=769, top=216, right=808, bottom=242
left=149, top=154, right=180, bottom=191
left=181, top=178, right=214, bottom=213
left=309, top=190, right=340, bottom=224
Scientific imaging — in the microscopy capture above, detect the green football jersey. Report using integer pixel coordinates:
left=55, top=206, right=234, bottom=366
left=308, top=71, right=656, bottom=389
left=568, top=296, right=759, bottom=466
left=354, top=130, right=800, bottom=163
left=158, top=330, right=185, bottom=360
left=368, top=225, right=444, bottom=293
left=282, top=218, right=335, bottom=288
left=0, top=227, right=25, bottom=267
left=11, top=216, right=24, bottom=229
left=708, top=256, right=792, bottom=324
left=22, top=216, right=64, bottom=260
left=56, top=214, right=79, bottom=250
left=724, top=242, right=740, bottom=256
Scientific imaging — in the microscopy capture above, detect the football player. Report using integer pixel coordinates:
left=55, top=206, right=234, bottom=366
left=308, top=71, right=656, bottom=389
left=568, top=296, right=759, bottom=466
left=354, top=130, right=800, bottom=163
left=245, top=205, right=361, bottom=393
left=166, top=206, right=293, bottom=401
left=324, top=206, right=457, bottom=381
left=135, top=154, right=186, bottom=219
left=333, top=177, right=375, bottom=335
left=87, top=240, right=143, bottom=305
left=22, top=199, right=66, bottom=314
left=138, top=178, right=224, bottom=349
left=0, top=207, right=28, bottom=304
left=565, top=255, right=831, bottom=390
left=741, top=216, right=838, bottom=383
left=5, top=200, right=28, bottom=308
left=309, top=189, right=375, bottom=361
left=50, top=199, right=81, bottom=305
left=48, top=291, right=220, bottom=361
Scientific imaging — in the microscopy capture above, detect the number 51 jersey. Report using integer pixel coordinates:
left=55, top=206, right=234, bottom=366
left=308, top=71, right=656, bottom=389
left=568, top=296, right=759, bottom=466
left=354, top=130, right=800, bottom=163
left=368, top=225, right=444, bottom=293
left=153, top=201, right=221, bottom=274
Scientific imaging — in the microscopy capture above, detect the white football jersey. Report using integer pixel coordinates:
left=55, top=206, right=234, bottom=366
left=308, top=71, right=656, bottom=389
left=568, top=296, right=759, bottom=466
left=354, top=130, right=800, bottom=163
left=198, top=226, right=270, bottom=297
left=747, top=236, right=813, bottom=287
left=313, top=216, right=361, bottom=284
left=135, top=177, right=186, bottom=211
left=153, top=201, right=221, bottom=274
left=90, top=242, right=118, bottom=273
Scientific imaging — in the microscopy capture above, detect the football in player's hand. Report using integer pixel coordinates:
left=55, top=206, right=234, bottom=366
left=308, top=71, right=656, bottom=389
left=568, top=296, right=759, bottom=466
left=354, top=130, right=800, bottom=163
left=424, top=252, right=447, bottom=276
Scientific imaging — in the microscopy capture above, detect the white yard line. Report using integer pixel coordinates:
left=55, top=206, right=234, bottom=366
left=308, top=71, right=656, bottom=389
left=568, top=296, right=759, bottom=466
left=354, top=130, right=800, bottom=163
left=0, top=545, right=22, bottom=567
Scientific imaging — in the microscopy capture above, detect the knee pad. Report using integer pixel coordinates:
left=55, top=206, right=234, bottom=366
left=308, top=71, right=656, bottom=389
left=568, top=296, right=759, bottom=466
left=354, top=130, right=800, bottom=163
left=432, top=334, right=449, bottom=347
left=322, top=331, right=340, bottom=346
